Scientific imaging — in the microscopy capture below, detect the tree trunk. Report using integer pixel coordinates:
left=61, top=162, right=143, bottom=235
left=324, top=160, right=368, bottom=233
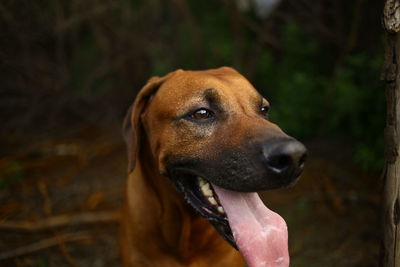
left=381, top=1, right=400, bottom=266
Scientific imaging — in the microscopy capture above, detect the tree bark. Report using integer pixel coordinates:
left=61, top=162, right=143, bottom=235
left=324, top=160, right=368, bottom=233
left=381, top=1, right=400, bottom=266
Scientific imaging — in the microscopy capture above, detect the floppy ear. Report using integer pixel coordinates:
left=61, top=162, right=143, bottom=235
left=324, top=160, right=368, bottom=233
left=122, top=71, right=179, bottom=173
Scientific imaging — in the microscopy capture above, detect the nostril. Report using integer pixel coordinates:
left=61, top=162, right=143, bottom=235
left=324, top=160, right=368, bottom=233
left=267, top=154, right=291, bottom=172
left=298, top=153, right=307, bottom=168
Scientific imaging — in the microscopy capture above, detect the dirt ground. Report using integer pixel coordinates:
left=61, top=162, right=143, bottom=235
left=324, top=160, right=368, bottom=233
left=0, top=125, right=381, bottom=267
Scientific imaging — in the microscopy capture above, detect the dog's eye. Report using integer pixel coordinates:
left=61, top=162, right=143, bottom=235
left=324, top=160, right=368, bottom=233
left=260, top=106, right=270, bottom=117
left=191, top=108, right=214, bottom=120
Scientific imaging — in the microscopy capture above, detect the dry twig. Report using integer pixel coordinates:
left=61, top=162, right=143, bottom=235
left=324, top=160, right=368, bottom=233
left=0, top=211, right=120, bottom=231
left=0, top=231, right=91, bottom=261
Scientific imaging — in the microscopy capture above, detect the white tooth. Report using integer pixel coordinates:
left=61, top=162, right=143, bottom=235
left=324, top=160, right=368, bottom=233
left=201, top=183, right=213, bottom=197
left=197, top=176, right=206, bottom=186
left=204, top=188, right=213, bottom=197
left=217, top=206, right=225, bottom=213
left=202, top=182, right=210, bottom=191
left=208, top=197, right=217, bottom=205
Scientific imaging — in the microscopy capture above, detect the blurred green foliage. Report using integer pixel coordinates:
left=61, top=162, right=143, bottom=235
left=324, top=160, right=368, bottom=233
left=257, top=23, right=328, bottom=137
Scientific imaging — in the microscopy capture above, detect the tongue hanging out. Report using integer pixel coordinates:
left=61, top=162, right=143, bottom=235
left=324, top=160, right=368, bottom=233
left=212, top=184, right=289, bottom=267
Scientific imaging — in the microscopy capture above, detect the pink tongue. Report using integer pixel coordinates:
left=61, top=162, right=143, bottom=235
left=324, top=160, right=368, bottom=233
left=212, top=185, right=289, bottom=267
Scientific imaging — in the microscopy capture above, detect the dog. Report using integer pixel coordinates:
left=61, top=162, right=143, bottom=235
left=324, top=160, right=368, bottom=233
left=120, top=67, right=307, bottom=267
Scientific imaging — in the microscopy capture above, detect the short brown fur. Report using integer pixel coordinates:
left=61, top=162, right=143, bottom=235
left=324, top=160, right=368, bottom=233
left=120, top=67, right=284, bottom=266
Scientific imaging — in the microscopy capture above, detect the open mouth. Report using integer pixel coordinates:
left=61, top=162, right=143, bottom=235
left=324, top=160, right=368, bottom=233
left=170, top=172, right=291, bottom=267
left=173, top=175, right=237, bottom=248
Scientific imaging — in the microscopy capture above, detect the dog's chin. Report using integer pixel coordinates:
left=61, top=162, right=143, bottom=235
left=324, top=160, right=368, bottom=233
left=169, top=172, right=237, bottom=249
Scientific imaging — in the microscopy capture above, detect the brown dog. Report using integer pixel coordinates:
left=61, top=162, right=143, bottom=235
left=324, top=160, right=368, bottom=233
left=121, top=67, right=307, bottom=267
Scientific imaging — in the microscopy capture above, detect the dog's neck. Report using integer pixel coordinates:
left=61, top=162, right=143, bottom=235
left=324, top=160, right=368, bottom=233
left=126, top=156, right=232, bottom=261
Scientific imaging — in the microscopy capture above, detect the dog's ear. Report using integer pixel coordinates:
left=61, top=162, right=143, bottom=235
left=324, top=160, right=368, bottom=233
left=122, top=71, right=180, bottom=173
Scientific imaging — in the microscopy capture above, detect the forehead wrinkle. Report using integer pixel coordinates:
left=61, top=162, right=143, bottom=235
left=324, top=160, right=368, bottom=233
left=220, top=77, right=262, bottom=104
left=203, top=88, right=222, bottom=108
left=150, top=71, right=265, bottom=118
left=161, top=76, right=228, bottom=111
left=221, top=85, right=261, bottom=114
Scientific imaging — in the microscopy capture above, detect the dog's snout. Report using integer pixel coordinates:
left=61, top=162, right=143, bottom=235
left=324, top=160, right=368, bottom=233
left=262, top=139, right=307, bottom=182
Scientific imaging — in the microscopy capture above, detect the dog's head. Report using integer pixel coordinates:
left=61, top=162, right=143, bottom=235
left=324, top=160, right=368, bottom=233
left=124, top=67, right=307, bottom=266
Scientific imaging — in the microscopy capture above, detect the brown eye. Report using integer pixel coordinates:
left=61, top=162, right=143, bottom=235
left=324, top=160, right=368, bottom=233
left=260, top=106, right=270, bottom=117
left=191, top=108, right=213, bottom=120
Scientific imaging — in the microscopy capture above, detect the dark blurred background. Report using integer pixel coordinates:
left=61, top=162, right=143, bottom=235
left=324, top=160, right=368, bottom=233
left=0, top=0, right=385, bottom=266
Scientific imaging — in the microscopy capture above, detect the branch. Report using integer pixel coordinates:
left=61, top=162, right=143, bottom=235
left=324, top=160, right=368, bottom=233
left=0, top=211, right=120, bottom=231
left=0, top=231, right=91, bottom=260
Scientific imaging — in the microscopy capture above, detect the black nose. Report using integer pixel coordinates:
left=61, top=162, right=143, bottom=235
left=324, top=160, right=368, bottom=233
left=262, top=139, right=307, bottom=182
